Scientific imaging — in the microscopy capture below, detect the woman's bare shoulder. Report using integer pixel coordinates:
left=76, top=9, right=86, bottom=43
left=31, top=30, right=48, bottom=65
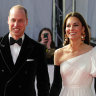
left=55, top=48, right=62, bottom=53
left=54, top=46, right=68, bottom=66
left=54, top=47, right=65, bottom=56
left=54, top=48, right=63, bottom=66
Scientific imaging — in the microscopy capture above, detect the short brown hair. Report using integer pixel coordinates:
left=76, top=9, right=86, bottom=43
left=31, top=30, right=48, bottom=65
left=9, top=5, right=28, bottom=19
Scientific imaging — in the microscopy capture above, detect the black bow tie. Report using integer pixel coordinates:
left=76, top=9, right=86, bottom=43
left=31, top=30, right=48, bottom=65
left=10, top=37, right=22, bottom=46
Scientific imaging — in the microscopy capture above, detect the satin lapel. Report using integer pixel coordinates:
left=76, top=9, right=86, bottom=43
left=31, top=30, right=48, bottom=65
left=0, top=34, right=14, bottom=72
left=13, top=34, right=35, bottom=74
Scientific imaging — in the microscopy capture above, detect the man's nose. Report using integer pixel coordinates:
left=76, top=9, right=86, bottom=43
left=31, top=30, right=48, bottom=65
left=14, top=21, right=19, bottom=26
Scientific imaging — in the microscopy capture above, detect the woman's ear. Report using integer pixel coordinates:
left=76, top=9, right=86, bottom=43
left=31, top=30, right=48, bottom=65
left=82, top=26, right=85, bottom=32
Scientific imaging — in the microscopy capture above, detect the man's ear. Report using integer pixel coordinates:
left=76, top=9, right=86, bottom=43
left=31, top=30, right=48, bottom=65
left=26, top=18, right=28, bottom=26
left=8, top=16, right=9, bottom=25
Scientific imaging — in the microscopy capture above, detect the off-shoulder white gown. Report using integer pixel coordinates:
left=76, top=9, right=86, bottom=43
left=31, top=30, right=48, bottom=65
left=60, top=47, right=96, bottom=96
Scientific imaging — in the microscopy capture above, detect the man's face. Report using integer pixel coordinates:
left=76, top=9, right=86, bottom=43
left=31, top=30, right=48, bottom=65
left=8, top=8, right=28, bottom=40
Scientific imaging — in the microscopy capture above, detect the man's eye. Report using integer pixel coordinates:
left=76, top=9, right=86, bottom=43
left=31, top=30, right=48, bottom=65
left=19, top=20, right=23, bottom=22
left=11, top=19, right=15, bottom=22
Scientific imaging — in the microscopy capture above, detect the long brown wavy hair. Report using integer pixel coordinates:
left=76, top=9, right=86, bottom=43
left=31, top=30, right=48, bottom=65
left=63, top=12, right=90, bottom=46
left=38, top=28, right=55, bottom=48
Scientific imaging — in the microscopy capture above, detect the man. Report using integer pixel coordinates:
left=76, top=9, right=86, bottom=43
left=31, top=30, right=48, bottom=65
left=0, top=5, right=50, bottom=96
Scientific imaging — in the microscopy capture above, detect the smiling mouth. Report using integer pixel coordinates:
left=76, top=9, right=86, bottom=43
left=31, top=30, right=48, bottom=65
left=14, top=28, right=20, bottom=31
left=13, top=29, right=20, bottom=33
left=69, top=33, right=76, bottom=35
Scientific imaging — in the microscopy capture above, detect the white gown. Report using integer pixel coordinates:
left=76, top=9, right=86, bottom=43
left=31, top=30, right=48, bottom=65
left=60, top=47, right=96, bottom=96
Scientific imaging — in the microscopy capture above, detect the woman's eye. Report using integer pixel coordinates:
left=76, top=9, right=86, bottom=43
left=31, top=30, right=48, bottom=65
left=66, top=24, right=79, bottom=27
left=66, top=25, right=70, bottom=27
left=74, top=24, right=79, bottom=26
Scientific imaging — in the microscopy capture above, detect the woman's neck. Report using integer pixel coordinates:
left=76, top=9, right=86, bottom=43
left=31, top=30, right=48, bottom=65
left=69, top=40, right=84, bottom=52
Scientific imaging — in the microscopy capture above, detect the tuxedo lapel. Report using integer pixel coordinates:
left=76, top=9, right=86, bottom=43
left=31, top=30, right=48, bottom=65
left=0, top=34, right=35, bottom=75
left=0, top=34, right=14, bottom=72
left=13, top=34, right=35, bottom=73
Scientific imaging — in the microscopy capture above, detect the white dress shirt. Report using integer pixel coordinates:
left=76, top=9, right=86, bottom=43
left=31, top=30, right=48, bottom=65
left=9, top=34, right=24, bottom=64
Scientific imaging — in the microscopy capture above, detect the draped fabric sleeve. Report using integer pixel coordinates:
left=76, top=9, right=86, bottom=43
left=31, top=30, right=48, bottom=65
left=50, top=65, right=62, bottom=96
left=90, top=47, right=96, bottom=77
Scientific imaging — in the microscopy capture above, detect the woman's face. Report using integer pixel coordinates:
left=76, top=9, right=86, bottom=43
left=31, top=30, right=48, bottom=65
left=41, top=30, right=52, bottom=41
left=65, top=17, right=85, bottom=40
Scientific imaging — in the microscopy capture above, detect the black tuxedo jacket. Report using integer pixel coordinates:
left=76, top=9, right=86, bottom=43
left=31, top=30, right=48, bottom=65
left=0, top=33, right=50, bottom=96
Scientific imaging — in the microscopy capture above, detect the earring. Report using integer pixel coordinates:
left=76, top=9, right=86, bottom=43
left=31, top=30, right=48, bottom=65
left=81, top=33, right=85, bottom=41
left=81, top=36, right=85, bottom=41
left=65, top=34, right=68, bottom=41
left=64, top=34, right=68, bottom=45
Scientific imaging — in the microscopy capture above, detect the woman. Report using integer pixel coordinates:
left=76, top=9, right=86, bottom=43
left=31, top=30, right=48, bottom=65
left=50, top=12, right=96, bottom=96
left=38, top=28, right=56, bottom=64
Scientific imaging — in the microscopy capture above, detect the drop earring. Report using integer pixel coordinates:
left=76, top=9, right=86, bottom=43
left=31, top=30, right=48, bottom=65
left=81, top=32, right=85, bottom=41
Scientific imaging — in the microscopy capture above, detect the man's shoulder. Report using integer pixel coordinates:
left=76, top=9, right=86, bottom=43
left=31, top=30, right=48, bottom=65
left=25, top=34, right=45, bottom=48
left=0, top=37, right=3, bottom=41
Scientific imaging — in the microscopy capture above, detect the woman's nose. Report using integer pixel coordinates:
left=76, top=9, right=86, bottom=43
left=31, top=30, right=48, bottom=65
left=70, top=25, right=74, bottom=30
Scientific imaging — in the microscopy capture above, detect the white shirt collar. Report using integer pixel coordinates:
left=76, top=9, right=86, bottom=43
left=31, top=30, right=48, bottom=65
left=9, top=33, right=25, bottom=42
